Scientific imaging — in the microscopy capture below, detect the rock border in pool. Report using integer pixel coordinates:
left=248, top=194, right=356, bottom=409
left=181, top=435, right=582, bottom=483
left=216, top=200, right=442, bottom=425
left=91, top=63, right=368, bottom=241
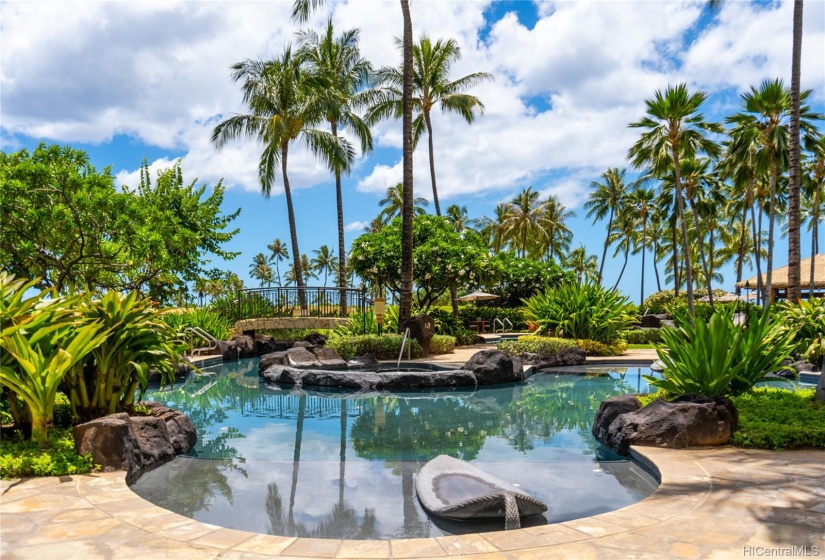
left=260, top=348, right=526, bottom=390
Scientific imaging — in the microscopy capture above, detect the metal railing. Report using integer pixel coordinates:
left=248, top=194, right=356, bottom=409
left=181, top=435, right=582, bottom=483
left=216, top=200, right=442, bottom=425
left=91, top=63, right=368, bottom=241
left=182, top=327, right=218, bottom=356
left=233, top=286, right=371, bottom=322
left=397, top=328, right=411, bottom=369
left=492, top=318, right=514, bottom=334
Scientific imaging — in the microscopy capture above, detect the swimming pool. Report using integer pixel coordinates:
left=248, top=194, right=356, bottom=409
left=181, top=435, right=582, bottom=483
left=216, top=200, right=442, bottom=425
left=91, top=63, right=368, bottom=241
left=131, top=359, right=660, bottom=540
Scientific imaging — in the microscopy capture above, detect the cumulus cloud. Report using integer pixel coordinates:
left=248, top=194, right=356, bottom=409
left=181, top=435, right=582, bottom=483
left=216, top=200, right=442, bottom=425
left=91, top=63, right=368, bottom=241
left=344, top=220, right=370, bottom=232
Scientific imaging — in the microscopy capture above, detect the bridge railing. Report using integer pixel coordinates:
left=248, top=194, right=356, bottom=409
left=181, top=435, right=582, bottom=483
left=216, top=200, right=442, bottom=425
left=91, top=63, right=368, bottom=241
left=233, top=286, right=371, bottom=322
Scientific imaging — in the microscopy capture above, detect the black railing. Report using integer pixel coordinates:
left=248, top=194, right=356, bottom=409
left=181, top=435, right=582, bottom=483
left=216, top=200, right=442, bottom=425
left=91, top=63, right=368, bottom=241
left=235, top=286, right=371, bottom=322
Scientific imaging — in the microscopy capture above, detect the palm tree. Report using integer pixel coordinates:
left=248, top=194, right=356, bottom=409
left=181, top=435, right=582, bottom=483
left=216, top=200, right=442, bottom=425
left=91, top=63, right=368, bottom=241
left=377, top=182, right=428, bottom=223
left=285, top=254, right=318, bottom=286
left=311, top=245, right=339, bottom=287
left=726, top=78, right=821, bottom=305
left=502, top=187, right=547, bottom=258
left=476, top=204, right=509, bottom=254
left=212, top=48, right=352, bottom=307
left=609, top=210, right=636, bottom=291
left=787, top=0, right=805, bottom=302
left=565, top=245, right=598, bottom=285
left=445, top=204, right=475, bottom=233
left=367, top=36, right=493, bottom=217
left=628, top=83, right=722, bottom=317
left=585, top=168, right=629, bottom=285
left=267, top=238, right=290, bottom=287
left=539, top=195, right=574, bottom=263
left=250, top=253, right=275, bottom=287
left=626, top=187, right=656, bottom=304
left=803, top=134, right=824, bottom=296
left=297, top=20, right=373, bottom=299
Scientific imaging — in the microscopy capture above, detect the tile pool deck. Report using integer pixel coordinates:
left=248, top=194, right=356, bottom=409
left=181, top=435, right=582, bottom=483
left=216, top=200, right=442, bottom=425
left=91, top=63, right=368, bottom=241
left=2, top=351, right=823, bottom=559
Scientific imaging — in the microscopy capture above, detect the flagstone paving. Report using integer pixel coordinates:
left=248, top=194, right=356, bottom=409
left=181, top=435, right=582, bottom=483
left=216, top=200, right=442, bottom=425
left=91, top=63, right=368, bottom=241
left=2, top=446, right=823, bottom=559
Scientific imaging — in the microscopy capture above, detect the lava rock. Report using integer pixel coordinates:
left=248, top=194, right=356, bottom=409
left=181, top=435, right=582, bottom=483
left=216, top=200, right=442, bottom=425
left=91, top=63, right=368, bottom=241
left=596, top=395, right=737, bottom=455
left=792, top=361, right=817, bottom=373
left=141, top=402, right=197, bottom=454
left=130, top=416, right=175, bottom=468
left=283, top=347, right=321, bottom=368
left=591, top=395, right=642, bottom=443
left=216, top=340, right=238, bottom=362
left=403, top=314, right=435, bottom=357
left=231, top=335, right=256, bottom=358
left=640, top=316, right=662, bottom=328
left=526, top=347, right=587, bottom=369
left=291, top=341, right=316, bottom=350
left=253, top=334, right=276, bottom=355
left=312, top=346, right=348, bottom=369
left=73, top=413, right=143, bottom=483
left=463, top=349, right=519, bottom=384
left=304, top=332, right=327, bottom=346
left=347, top=354, right=380, bottom=370
left=259, top=351, right=286, bottom=374
left=261, top=366, right=477, bottom=391
left=816, top=374, right=825, bottom=402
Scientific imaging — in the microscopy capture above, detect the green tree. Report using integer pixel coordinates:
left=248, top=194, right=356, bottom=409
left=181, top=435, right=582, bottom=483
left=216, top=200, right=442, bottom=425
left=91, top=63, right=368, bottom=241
left=565, top=245, right=598, bottom=286
left=475, top=204, right=509, bottom=254
left=538, top=195, right=574, bottom=262
left=211, top=48, right=351, bottom=302
left=267, top=238, right=290, bottom=287
left=250, top=253, right=274, bottom=287
left=628, top=83, right=722, bottom=317
left=367, top=36, right=493, bottom=217
left=584, top=168, right=628, bottom=284
left=310, top=245, right=339, bottom=286
left=377, top=182, right=428, bottom=223
left=626, top=186, right=656, bottom=304
left=502, top=187, right=548, bottom=258
left=297, top=20, right=373, bottom=296
left=802, top=135, right=824, bottom=296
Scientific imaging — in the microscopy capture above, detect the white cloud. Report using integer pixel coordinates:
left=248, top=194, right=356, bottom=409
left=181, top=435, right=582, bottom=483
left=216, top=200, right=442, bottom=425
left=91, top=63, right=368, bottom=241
left=344, top=220, right=370, bottom=232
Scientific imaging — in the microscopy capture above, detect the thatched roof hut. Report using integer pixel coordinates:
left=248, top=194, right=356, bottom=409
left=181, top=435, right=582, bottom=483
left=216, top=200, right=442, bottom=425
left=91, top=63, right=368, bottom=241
left=735, top=254, right=825, bottom=299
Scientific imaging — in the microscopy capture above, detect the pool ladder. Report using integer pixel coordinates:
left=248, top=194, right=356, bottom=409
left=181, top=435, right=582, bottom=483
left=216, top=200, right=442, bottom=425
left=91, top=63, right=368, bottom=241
left=493, top=318, right=513, bottom=334
left=397, top=327, right=411, bottom=369
left=182, top=327, right=219, bottom=356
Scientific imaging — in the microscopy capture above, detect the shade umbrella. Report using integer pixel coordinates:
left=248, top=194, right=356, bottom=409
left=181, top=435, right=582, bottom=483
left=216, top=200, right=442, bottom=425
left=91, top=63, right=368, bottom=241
left=456, top=291, right=500, bottom=302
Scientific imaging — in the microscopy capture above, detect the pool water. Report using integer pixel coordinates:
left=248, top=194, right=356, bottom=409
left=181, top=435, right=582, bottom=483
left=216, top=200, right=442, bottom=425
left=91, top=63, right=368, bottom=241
left=131, top=359, right=659, bottom=540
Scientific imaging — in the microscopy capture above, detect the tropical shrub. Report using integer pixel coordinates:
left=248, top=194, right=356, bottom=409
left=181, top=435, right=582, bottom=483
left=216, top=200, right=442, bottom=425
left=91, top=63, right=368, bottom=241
left=333, top=306, right=400, bottom=337
left=0, top=275, right=109, bottom=444
left=646, top=309, right=797, bottom=397
left=463, top=252, right=572, bottom=308
left=457, top=306, right=527, bottom=331
left=326, top=335, right=422, bottom=361
left=454, top=329, right=481, bottom=346
left=777, top=298, right=825, bottom=363
left=730, top=388, right=825, bottom=450
left=497, top=336, right=577, bottom=357
left=642, top=288, right=731, bottom=316
left=575, top=339, right=627, bottom=357
left=263, top=328, right=334, bottom=341
left=0, top=426, right=98, bottom=478
left=160, top=307, right=233, bottom=340
left=522, top=283, right=636, bottom=343
left=429, top=335, right=456, bottom=355
left=211, top=292, right=277, bottom=322
left=621, top=328, right=667, bottom=344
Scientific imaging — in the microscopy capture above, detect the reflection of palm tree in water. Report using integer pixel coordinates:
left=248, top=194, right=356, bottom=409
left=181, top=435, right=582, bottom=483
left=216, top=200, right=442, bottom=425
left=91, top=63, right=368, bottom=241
left=288, top=393, right=306, bottom=533
left=397, top=398, right=429, bottom=538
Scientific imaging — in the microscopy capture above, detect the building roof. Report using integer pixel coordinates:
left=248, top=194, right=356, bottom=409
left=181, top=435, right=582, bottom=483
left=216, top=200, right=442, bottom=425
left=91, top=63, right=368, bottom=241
left=735, top=254, right=825, bottom=289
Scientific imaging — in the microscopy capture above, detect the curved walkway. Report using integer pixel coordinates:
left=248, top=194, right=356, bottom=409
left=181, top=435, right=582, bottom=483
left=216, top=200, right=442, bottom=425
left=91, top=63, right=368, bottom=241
left=2, top=446, right=823, bottom=559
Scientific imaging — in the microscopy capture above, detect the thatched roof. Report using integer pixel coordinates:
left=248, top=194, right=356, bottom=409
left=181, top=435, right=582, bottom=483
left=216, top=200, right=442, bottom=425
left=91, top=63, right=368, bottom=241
left=735, top=254, right=825, bottom=289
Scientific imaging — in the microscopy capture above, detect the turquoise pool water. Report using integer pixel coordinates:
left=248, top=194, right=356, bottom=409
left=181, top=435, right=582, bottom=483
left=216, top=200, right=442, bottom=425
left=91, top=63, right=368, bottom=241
left=131, top=359, right=660, bottom=540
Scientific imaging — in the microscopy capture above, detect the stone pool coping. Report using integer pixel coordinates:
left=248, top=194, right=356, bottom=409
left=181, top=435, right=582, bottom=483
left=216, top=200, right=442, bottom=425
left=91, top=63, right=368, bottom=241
left=3, top=446, right=823, bottom=559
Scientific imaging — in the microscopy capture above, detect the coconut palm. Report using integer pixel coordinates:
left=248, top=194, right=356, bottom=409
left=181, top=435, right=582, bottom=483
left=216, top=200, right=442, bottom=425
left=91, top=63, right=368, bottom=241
left=539, top=195, right=574, bottom=263
left=585, top=168, right=629, bottom=285
left=211, top=48, right=352, bottom=306
left=267, top=238, right=290, bottom=287
left=475, top=204, right=509, bottom=254
left=285, top=254, right=317, bottom=286
left=626, top=187, right=656, bottom=304
left=628, top=83, right=722, bottom=317
left=367, top=36, right=493, bottom=217
left=250, top=253, right=275, bottom=287
left=377, top=182, right=429, bottom=223
left=609, top=210, right=637, bottom=291
left=565, top=245, right=598, bottom=285
left=297, top=21, right=373, bottom=297
left=502, top=187, right=548, bottom=258
left=445, top=204, right=475, bottom=233
left=787, top=0, right=805, bottom=302
left=311, top=245, right=339, bottom=287
left=726, top=78, right=821, bottom=305
left=802, top=134, right=824, bottom=296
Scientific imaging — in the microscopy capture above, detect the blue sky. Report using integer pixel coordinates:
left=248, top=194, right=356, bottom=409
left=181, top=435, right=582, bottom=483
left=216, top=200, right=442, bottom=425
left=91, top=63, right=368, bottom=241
left=2, top=0, right=824, bottom=304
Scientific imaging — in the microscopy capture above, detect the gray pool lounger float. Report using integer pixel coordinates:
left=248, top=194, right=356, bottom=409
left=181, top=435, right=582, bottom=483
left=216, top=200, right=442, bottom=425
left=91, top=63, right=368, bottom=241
left=415, top=455, right=548, bottom=530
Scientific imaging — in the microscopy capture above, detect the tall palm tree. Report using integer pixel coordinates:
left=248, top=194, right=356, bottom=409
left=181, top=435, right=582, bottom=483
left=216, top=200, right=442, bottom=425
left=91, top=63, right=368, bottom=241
left=539, top=195, right=574, bottom=263
left=377, top=182, right=429, bottom=223
left=311, top=245, right=339, bottom=287
left=367, top=36, right=493, bottom=217
left=787, top=0, right=805, bottom=302
left=502, top=187, right=548, bottom=258
left=726, top=78, right=820, bottom=305
left=212, top=48, right=352, bottom=307
left=626, top=187, right=656, bottom=305
left=476, top=204, right=509, bottom=254
left=585, top=168, right=629, bottom=285
left=285, top=254, right=318, bottom=286
left=609, top=210, right=636, bottom=291
left=250, top=253, right=275, bottom=287
left=445, top=204, right=475, bottom=233
left=628, top=83, right=722, bottom=317
left=297, top=20, right=373, bottom=299
left=565, top=245, right=598, bottom=285
left=803, top=134, right=824, bottom=296
left=267, top=238, right=290, bottom=287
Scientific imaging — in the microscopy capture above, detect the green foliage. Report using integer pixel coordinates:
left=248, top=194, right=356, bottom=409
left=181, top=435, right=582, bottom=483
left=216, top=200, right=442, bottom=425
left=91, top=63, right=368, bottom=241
left=0, top=426, right=98, bottom=478
left=349, top=215, right=489, bottom=311
left=497, top=336, right=577, bottom=357
left=262, top=328, right=335, bottom=341
left=454, top=329, right=481, bottom=347
left=777, top=298, right=825, bottom=362
left=326, top=335, right=422, bottom=360
left=0, top=145, right=240, bottom=304
left=643, top=289, right=739, bottom=317
left=160, top=307, right=233, bottom=341
left=429, top=335, right=455, bottom=355
left=457, top=305, right=526, bottom=331
left=621, top=328, right=667, bottom=344
left=211, top=292, right=277, bottom=322
left=575, top=339, right=627, bottom=357
left=730, top=388, right=825, bottom=450
left=647, top=309, right=797, bottom=397
left=522, top=283, right=636, bottom=343
left=333, top=306, right=400, bottom=337
left=464, top=252, right=572, bottom=308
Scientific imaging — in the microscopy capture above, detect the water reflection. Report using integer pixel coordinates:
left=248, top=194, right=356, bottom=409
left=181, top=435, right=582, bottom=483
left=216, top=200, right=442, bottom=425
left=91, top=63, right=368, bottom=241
left=132, top=361, right=658, bottom=539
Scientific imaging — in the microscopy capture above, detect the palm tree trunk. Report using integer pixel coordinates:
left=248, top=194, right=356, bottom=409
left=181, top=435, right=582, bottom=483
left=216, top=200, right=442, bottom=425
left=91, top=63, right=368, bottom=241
left=332, top=120, right=348, bottom=316
left=653, top=239, right=662, bottom=292
left=282, top=144, right=306, bottom=311
left=671, top=208, right=681, bottom=296
left=766, top=162, right=777, bottom=307
left=688, top=199, right=713, bottom=307
left=424, top=111, right=441, bottom=217
left=339, top=400, right=347, bottom=507
left=398, top=0, right=415, bottom=331
left=288, top=394, right=306, bottom=534
left=640, top=216, right=647, bottom=305
left=750, top=177, right=765, bottom=303
left=735, top=203, right=749, bottom=295
left=787, top=0, right=804, bottom=303
left=597, top=209, right=614, bottom=285
left=672, top=148, right=695, bottom=317
left=811, top=185, right=820, bottom=297
left=612, top=247, right=629, bottom=291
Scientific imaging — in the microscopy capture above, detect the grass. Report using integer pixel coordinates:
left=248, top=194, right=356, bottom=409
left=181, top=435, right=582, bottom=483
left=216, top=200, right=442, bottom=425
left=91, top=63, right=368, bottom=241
left=627, top=343, right=655, bottom=349
left=0, top=426, right=99, bottom=478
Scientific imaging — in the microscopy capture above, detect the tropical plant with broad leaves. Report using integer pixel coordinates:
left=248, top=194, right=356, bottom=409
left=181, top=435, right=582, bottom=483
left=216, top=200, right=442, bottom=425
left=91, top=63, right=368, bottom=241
left=647, top=308, right=796, bottom=397
left=776, top=298, right=825, bottom=364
